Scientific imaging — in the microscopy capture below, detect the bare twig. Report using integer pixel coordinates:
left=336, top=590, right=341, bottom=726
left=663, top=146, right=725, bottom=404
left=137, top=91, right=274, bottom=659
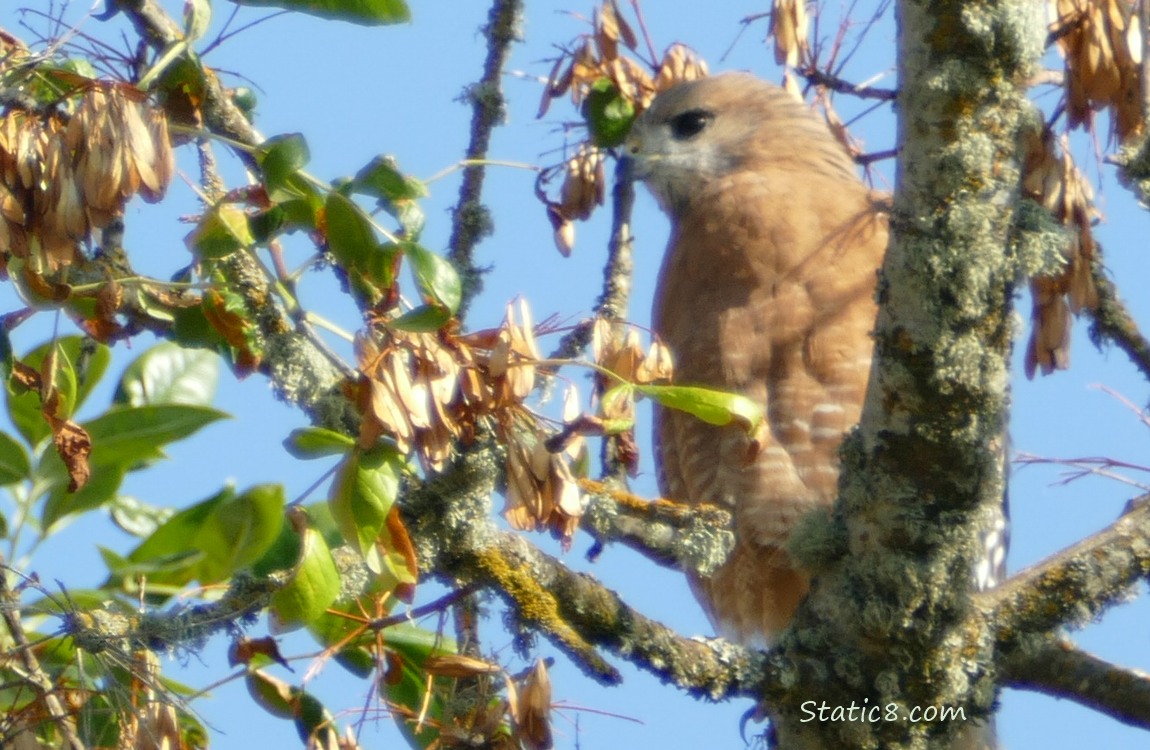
left=800, top=66, right=897, bottom=101
left=0, top=565, right=84, bottom=750
left=548, top=157, right=637, bottom=362
left=446, top=0, right=524, bottom=321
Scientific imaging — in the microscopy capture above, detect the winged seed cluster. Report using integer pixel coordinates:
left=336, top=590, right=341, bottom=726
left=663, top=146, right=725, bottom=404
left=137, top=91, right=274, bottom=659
left=0, top=84, right=173, bottom=272
left=355, top=304, right=672, bottom=543
left=537, top=0, right=707, bottom=254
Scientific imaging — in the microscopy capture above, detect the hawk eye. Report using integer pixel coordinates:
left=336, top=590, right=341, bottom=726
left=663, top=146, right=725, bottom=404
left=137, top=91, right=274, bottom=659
left=668, top=109, right=712, bottom=140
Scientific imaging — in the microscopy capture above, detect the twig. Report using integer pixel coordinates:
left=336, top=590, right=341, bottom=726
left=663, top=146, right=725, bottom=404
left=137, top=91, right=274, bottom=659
left=857, top=147, right=898, bottom=166
left=1086, top=262, right=1150, bottom=384
left=0, top=564, right=84, bottom=749
left=580, top=479, right=733, bottom=574
left=548, top=157, right=637, bottom=362
left=368, top=583, right=482, bottom=632
left=446, top=0, right=523, bottom=321
left=1002, top=637, right=1150, bottom=731
left=979, top=492, right=1150, bottom=639
left=800, top=66, right=897, bottom=101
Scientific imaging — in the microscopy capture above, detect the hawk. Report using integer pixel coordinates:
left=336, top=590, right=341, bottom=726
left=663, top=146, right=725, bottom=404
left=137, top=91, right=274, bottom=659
left=625, top=70, right=1003, bottom=749
left=626, top=72, right=888, bottom=642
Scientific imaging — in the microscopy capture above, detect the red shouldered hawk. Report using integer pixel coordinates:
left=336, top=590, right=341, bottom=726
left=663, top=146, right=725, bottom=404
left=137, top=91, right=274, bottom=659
left=627, top=71, right=1004, bottom=750
left=626, top=73, right=1008, bottom=645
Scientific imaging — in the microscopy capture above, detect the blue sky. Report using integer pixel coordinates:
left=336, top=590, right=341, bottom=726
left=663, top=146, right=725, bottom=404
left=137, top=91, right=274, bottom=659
left=2, top=2, right=1150, bottom=748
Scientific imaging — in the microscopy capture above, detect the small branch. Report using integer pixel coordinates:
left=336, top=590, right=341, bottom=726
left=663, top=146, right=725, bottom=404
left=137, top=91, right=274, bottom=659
left=799, top=66, right=898, bottom=101
left=580, top=479, right=733, bottom=574
left=548, top=158, right=637, bottom=362
left=980, top=493, right=1150, bottom=639
left=446, top=0, right=523, bottom=320
left=62, top=575, right=279, bottom=655
left=856, top=147, right=898, bottom=166
left=401, top=442, right=762, bottom=699
left=1002, top=637, right=1150, bottom=731
left=473, top=530, right=765, bottom=699
left=1087, top=262, right=1150, bottom=384
left=0, top=566, right=84, bottom=750
left=367, top=583, right=482, bottom=632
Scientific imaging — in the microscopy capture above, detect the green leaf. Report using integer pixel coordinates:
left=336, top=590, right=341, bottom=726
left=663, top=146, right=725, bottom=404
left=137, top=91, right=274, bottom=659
left=126, top=487, right=223, bottom=580
left=0, top=431, right=30, bottom=485
left=352, top=155, right=427, bottom=235
left=581, top=78, right=636, bottom=148
left=109, top=495, right=175, bottom=537
left=226, top=0, right=411, bottom=25
left=328, top=446, right=402, bottom=574
left=405, top=242, right=461, bottom=315
left=385, top=623, right=452, bottom=747
left=325, top=192, right=379, bottom=268
left=353, top=156, right=427, bottom=202
left=65, top=337, right=111, bottom=412
left=634, top=383, right=764, bottom=429
left=185, top=203, right=255, bottom=259
left=114, top=342, right=220, bottom=407
left=41, top=465, right=126, bottom=530
left=283, top=427, right=354, bottom=459
left=123, top=484, right=285, bottom=590
left=269, top=516, right=341, bottom=633
left=193, top=483, right=285, bottom=581
left=257, top=133, right=311, bottom=199
left=84, top=404, right=228, bottom=467
left=245, top=671, right=341, bottom=747
left=390, top=304, right=451, bottom=332
left=184, top=0, right=212, bottom=41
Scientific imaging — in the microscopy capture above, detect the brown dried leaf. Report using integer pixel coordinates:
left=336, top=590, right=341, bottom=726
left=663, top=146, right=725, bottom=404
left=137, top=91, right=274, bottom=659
left=47, top=413, right=91, bottom=492
left=228, top=636, right=292, bottom=669
left=382, top=505, right=419, bottom=600
left=516, top=659, right=553, bottom=750
left=769, top=0, right=810, bottom=68
left=423, top=653, right=502, bottom=678
left=653, top=43, right=709, bottom=93
left=558, top=144, right=605, bottom=222
left=636, top=336, right=674, bottom=384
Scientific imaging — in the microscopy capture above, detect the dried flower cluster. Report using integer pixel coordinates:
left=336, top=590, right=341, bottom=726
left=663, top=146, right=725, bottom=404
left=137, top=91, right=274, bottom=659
left=1049, top=0, right=1144, bottom=141
left=1022, top=128, right=1101, bottom=378
left=538, top=1, right=707, bottom=253
left=0, top=83, right=173, bottom=273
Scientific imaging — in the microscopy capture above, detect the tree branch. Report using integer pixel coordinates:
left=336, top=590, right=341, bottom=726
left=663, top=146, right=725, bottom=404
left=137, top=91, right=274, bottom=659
left=800, top=66, right=898, bottom=101
left=468, top=529, right=765, bottom=698
left=118, top=0, right=262, bottom=165
left=400, top=442, right=763, bottom=699
left=446, top=0, right=523, bottom=320
left=1086, top=261, right=1150, bottom=384
left=580, top=479, right=733, bottom=574
left=981, top=492, right=1150, bottom=639
left=548, top=158, right=637, bottom=362
left=1002, top=637, right=1150, bottom=731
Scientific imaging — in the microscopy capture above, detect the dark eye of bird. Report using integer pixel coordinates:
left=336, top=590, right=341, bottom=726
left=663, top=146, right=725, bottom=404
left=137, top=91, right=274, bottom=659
left=668, top=109, right=712, bottom=140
